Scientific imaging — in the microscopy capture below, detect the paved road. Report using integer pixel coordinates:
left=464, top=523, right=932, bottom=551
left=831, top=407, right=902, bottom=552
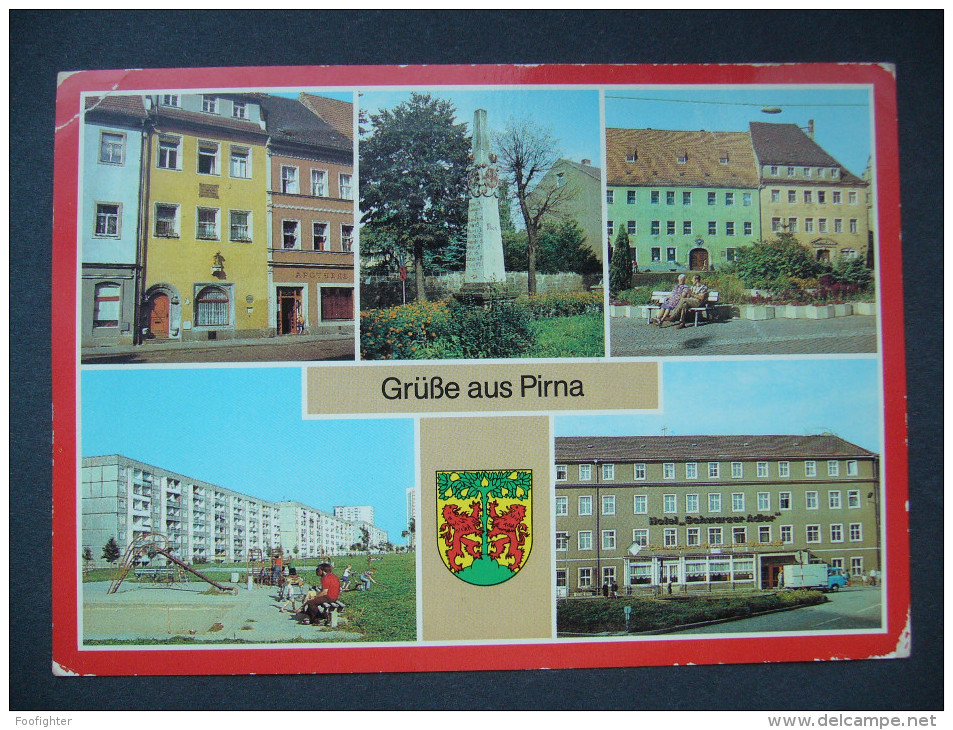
left=670, top=586, right=883, bottom=634
left=611, top=313, right=878, bottom=357
left=82, top=335, right=356, bottom=365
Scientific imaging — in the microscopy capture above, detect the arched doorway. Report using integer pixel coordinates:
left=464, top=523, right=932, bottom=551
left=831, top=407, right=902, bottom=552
left=689, top=248, right=709, bottom=271
left=147, top=293, right=170, bottom=338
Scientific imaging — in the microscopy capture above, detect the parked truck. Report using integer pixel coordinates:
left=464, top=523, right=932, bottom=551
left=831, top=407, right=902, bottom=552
left=781, top=564, right=849, bottom=592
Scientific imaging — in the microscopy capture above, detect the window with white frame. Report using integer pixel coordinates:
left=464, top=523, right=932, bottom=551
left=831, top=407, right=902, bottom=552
left=281, top=166, right=299, bottom=194
left=202, top=95, right=218, bottom=114
left=806, top=491, right=819, bottom=510
left=831, top=168, right=839, bottom=179
left=666, top=190, right=675, bottom=205
left=818, top=218, right=828, bottom=233
left=743, top=222, right=753, bottom=235
left=770, top=189, right=781, bottom=203
left=769, top=165, right=778, bottom=175
left=787, top=166, right=795, bottom=177
left=804, top=525, right=822, bottom=543
left=555, top=496, right=568, bottom=516
left=555, top=465, right=567, bottom=481
left=555, top=532, right=569, bottom=551
left=787, top=189, right=797, bottom=203
left=779, top=491, right=792, bottom=510
left=682, top=221, right=692, bottom=235
left=578, top=567, right=592, bottom=588
left=834, top=218, right=843, bottom=233
left=686, top=527, right=700, bottom=546
left=708, top=493, right=721, bottom=512
left=707, top=191, right=716, bottom=205
left=578, top=531, right=592, bottom=550
left=157, top=136, right=180, bottom=170
left=682, top=191, right=691, bottom=205
left=160, top=94, right=179, bottom=107
left=743, top=192, right=752, bottom=206
left=667, top=246, right=677, bottom=261
left=196, top=207, right=219, bottom=240
left=197, top=141, right=219, bottom=175
left=829, top=490, right=842, bottom=509
left=92, top=283, right=121, bottom=328
left=602, top=530, right=616, bottom=550
left=849, top=219, right=858, bottom=234
left=757, top=492, right=770, bottom=511
left=848, top=191, right=858, bottom=205
left=608, top=221, right=616, bottom=239
left=229, top=146, right=250, bottom=178
left=95, top=203, right=120, bottom=237
left=633, top=495, right=647, bottom=514
left=195, top=286, right=229, bottom=327
left=282, top=220, right=300, bottom=249
left=632, top=529, right=648, bottom=546
left=685, top=494, right=699, bottom=513
left=832, top=190, right=842, bottom=204
left=339, top=173, right=353, bottom=199
left=663, top=528, right=677, bottom=547
left=555, top=569, right=567, bottom=588
left=229, top=210, right=251, bottom=242
left=732, top=526, right=746, bottom=544
left=627, top=190, right=637, bottom=204
left=708, top=527, right=723, bottom=545
left=578, top=495, right=592, bottom=516
left=602, top=566, right=616, bottom=585
left=232, top=100, right=247, bottom=119
left=757, top=462, right=769, bottom=478
left=606, top=189, right=614, bottom=204
left=849, top=523, right=863, bottom=541
left=99, top=131, right=125, bottom=164
left=686, top=462, right=697, bottom=479
left=312, top=222, right=328, bottom=251
left=805, top=460, right=817, bottom=477
left=848, top=490, right=861, bottom=508
left=626, top=220, right=637, bottom=235
left=724, top=192, right=734, bottom=206
left=602, top=495, right=616, bottom=516
left=153, top=203, right=179, bottom=238
left=707, top=221, right=716, bottom=235
left=633, top=463, right=646, bottom=480
left=732, top=493, right=745, bottom=512
left=758, top=526, right=771, bottom=543
left=708, top=462, right=720, bottom=478
left=663, top=494, right=676, bottom=513
left=830, top=558, right=844, bottom=571
left=850, top=557, right=864, bottom=577
left=663, top=463, right=675, bottom=479
left=780, top=525, right=793, bottom=543
left=804, top=218, right=814, bottom=233
left=731, top=462, right=743, bottom=478
left=788, top=218, right=798, bottom=232
left=779, top=461, right=790, bottom=477
left=579, top=464, right=592, bottom=481
left=846, top=460, right=858, bottom=477
left=341, top=225, right=354, bottom=252
left=771, top=217, right=781, bottom=233
left=666, top=220, right=676, bottom=235
left=830, top=524, right=844, bottom=542
left=828, top=460, right=840, bottom=476
left=602, top=464, right=615, bottom=481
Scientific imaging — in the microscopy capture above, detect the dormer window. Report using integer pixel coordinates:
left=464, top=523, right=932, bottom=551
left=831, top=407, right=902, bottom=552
left=160, top=94, right=179, bottom=107
left=202, top=95, right=218, bottom=114
left=232, top=101, right=247, bottom=119
left=677, top=151, right=688, bottom=164
left=626, top=152, right=638, bottom=162
left=831, top=168, right=840, bottom=179
left=719, top=151, right=730, bottom=164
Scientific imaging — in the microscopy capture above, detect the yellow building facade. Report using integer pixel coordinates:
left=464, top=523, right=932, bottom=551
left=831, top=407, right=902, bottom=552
left=142, top=94, right=271, bottom=341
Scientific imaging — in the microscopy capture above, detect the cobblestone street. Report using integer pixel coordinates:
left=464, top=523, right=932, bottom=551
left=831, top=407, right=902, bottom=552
left=610, top=313, right=878, bottom=357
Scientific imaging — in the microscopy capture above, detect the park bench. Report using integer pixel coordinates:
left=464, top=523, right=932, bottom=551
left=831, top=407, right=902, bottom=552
left=645, top=290, right=720, bottom=327
left=134, top=566, right=177, bottom=583
left=298, top=599, right=347, bottom=628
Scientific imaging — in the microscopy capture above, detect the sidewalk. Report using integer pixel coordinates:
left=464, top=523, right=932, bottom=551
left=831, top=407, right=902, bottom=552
left=81, top=332, right=356, bottom=364
left=610, top=313, right=878, bottom=357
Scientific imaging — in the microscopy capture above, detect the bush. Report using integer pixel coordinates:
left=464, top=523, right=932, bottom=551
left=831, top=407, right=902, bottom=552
left=616, top=287, right=654, bottom=306
left=520, top=292, right=603, bottom=319
left=609, top=226, right=632, bottom=293
left=700, top=272, right=746, bottom=304
left=435, top=298, right=534, bottom=358
left=731, top=233, right=825, bottom=288
left=360, top=301, right=452, bottom=360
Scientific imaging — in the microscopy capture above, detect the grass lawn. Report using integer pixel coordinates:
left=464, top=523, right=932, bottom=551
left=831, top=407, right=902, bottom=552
left=522, top=313, right=605, bottom=358
left=557, top=591, right=826, bottom=634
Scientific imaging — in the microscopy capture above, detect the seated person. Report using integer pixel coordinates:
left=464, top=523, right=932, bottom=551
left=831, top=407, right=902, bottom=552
left=303, top=563, right=341, bottom=626
left=652, top=274, right=690, bottom=325
left=669, top=274, right=710, bottom=328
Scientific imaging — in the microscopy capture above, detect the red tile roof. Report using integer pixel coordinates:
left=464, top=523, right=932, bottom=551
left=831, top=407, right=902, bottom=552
left=84, top=95, right=148, bottom=123
left=299, top=93, right=353, bottom=141
left=154, top=104, right=268, bottom=137
left=749, top=122, right=864, bottom=183
left=606, top=128, right=759, bottom=189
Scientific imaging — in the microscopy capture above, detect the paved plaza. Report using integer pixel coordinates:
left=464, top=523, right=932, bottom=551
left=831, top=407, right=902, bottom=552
left=81, top=332, right=356, bottom=365
left=610, top=313, right=878, bottom=357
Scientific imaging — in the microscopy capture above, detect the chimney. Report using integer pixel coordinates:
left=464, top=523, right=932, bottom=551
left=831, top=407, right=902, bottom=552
left=807, top=119, right=815, bottom=139
left=581, top=158, right=591, bottom=165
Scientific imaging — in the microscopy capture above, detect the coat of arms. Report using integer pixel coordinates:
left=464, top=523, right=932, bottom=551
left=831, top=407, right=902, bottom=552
left=436, top=470, right=532, bottom=586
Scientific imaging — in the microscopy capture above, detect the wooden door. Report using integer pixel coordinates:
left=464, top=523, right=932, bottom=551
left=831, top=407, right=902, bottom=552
left=689, top=248, right=709, bottom=271
left=277, top=287, right=303, bottom=334
left=149, top=294, right=170, bottom=338
left=321, top=287, right=354, bottom=321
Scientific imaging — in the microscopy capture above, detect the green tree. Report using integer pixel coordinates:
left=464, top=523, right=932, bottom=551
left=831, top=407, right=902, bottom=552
left=497, top=178, right=515, bottom=233
left=502, top=229, right=529, bottom=271
left=540, top=219, right=602, bottom=275
left=496, top=121, right=576, bottom=294
left=609, top=224, right=633, bottom=292
left=360, top=525, right=371, bottom=553
left=101, top=537, right=121, bottom=564
left=730, top=233, right=824, bottom=288
left=360, top=93, right=471, bottom=301
left=82, top=546, right=93, bottom=572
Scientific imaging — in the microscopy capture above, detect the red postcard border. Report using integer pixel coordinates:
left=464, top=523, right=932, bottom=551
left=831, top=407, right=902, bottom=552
left=52, top=63, right=907, bottom=676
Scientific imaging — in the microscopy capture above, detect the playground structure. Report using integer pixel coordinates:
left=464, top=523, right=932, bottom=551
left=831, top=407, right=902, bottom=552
left=108, top=532, right=238, bottom=595
left=247, top=546, right=285, bottom=587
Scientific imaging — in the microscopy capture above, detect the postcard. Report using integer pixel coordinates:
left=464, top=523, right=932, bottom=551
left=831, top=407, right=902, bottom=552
left=51, top=63, right=907, bottom=675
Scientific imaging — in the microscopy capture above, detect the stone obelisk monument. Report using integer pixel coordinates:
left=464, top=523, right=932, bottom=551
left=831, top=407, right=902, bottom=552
left=457, top=108, right=511, bottom=303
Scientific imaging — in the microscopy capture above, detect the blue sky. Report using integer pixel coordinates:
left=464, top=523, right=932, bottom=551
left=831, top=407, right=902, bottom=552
left=273, top=90, right=353, bottom=102
left=556, top=359, right=882, bottom=453
left=360, top=88, right=602, bottom=168
left=605, top=87, right=872, bottom=178
left=81, top=368, right=415, bottom=545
